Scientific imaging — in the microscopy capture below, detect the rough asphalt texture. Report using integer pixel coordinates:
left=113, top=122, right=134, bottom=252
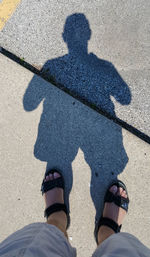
left=0, top=0, right=150, bottom=136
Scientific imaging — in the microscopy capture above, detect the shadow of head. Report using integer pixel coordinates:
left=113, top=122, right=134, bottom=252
left=62, top=13, right=91, bottom=53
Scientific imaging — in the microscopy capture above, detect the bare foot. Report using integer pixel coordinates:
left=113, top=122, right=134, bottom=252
left=98, top=185, right=128, bottom=245
left=44, top=172, right=67, bottom=236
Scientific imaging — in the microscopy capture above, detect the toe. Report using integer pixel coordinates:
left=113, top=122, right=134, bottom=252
left=117, top=187, right=123, bottom=196
left=122, top=190, right=127, bottom=198
left=54, top=172, right=61, bottom=179
left=46, top=175, right=49, bottom=181
left=109, top=185, right=118, bottom=195
left=121, top=190, right=126, bottom=197
left=50, top=174, right=53, bottom=180
left=44, top=174, right=53, bottom=182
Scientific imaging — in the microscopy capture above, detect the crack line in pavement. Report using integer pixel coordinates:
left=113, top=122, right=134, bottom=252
left=1, top=46, right=150, bottom=145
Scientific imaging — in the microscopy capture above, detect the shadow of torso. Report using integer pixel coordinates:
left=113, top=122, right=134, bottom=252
left=42, top=53, right=130, bottom=115
left=23, top=52, right=131, bottom=218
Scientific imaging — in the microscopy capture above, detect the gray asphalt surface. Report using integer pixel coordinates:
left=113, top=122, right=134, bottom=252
left=0, top=0, right=150, bottom=136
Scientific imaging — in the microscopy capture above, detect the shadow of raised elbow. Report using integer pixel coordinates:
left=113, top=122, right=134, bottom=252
left=23, top=94, right=35, bottom=112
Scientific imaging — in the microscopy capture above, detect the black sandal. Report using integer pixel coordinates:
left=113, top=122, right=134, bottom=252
left=94, top=180, right=129, bottom=244
left=41, top=169, right=70, bottom=229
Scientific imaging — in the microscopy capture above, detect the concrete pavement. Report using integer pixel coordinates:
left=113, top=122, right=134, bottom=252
left=0, top=0, right=150, bottom=136
left=0, top=53, right=150, bottom=256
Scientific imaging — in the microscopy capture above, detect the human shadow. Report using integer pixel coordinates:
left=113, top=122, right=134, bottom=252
left=23, top=13, right=131, bottom=222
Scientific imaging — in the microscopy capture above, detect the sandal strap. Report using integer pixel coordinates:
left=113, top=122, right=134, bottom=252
left=94, top=216, right=122, bottom=245
left=105, top=191, right=129, bottom=212
left=44, top=203, right=70, bottom=229
left=98, top=217, right=122, bottom=233
left=44, top=203, right=68, bottom=218
left=41, top=177, right=64, bottom=195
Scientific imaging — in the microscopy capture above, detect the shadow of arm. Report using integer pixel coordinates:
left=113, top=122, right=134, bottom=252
left=23, top=75, right=47, bottom=112
left=110, top=66, right=132, bottom=105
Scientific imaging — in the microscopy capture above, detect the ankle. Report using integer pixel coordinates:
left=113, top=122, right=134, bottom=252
left=97, top=225, right=115, bottom=245
left=47, top=211, right=67, bottom=237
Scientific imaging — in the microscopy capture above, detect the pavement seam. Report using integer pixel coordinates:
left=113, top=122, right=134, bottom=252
left=1, top=46, right=150, bottom=145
